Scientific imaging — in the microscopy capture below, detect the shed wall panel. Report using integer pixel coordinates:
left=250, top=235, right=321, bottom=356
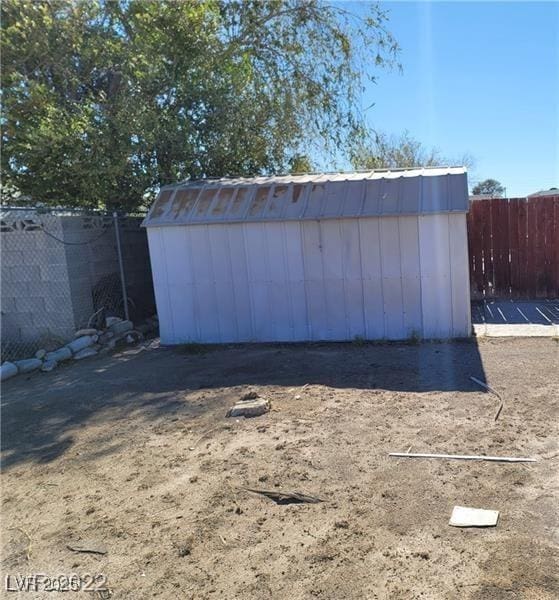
left=208, top=227, right=237, bottom=340
left=418, top=215, right=453, bottom=338
left=340, top=220, right=366, bottom=338
left=164, top=228, right=195, bottom=341
left=193, top=227, right=220, bottom=342
left=399, top=216, right=423, bottom=336
left=301, top=222, right=329, bottom=340
left=320, top=220, right=347, bottom=340
left=358, top=219, right=384, bottom=338
left=380, top=218, right=405, bottom=338
left=283, top=222, right=307, bottom=340
left=448, top=213, right=472, bottom=336
left=147, top=229, right=174, bottom=342
left=148, top=213, right=470, bottom=344
left=227, top=227, right=252, bottom=340
left=265, top=222, right=292, bottom=341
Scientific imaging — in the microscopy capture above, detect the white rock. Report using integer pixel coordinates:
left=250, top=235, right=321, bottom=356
left=73, top=347, right=98, bottom=360
left=1, top=362, right=18, bottom=381
left=106, top=316, right=122, bottom=327
left=14, top=358, right=42, bottom=374
left=35, top=349, right=47, bottom=360
left=66, top=335, right=95, bottom=354
left=41, top=359, right=57, bottom=372
left=226, top=397, right=271, bottom=418
left=74, top=328, right=98, bottom=338
left=45, top=347, right=73, bottom=363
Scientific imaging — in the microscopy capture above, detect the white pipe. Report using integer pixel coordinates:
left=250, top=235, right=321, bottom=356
left=389, top=452, right=536, bottom=463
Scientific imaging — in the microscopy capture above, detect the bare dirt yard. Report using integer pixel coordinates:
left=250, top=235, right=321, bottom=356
left=2, top=337, right=558, bottom=599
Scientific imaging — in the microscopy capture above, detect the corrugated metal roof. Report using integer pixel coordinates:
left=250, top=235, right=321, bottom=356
left=142, top=167, right=469, bottom=227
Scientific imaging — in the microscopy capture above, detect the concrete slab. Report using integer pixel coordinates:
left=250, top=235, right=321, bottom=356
left=474, top=323, right=558, bottom=337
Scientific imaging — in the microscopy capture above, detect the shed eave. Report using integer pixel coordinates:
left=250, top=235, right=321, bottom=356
left=142, top=207, right=469, bottom=228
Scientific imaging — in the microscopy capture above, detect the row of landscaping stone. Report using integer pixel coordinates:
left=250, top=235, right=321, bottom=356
left=1, top=314, right=158, bottom=381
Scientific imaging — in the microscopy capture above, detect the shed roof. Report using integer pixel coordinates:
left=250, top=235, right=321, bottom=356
left=142, top=167, right=468, bottom=228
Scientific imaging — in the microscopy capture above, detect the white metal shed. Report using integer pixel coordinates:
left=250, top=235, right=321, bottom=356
left=143, top=167, right=471, bottom=343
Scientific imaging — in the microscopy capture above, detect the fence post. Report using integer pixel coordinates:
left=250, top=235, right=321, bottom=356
left=113, top=212, right=130, bottom=322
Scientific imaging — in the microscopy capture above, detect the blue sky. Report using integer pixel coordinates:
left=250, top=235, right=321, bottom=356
left=341, top=1, right=558, bottom=196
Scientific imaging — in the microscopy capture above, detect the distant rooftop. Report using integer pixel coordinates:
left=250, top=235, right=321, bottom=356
left=527, top=188, right=558, bottom=198
left=143, top=166, right=469, bottom=227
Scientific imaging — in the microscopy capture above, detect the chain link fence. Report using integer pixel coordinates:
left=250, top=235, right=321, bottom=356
left=1, top=207, right=156, bottom=362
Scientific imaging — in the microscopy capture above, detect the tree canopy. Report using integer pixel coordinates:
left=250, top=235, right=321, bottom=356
left=1, top=0, right=399, bottom=210
left=350, top=130, right=474, bottom=171
left=472, top=179, right=505, bottom=197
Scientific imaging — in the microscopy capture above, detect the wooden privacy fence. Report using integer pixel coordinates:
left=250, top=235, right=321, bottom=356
left=467, top=196, right=559, bottom=299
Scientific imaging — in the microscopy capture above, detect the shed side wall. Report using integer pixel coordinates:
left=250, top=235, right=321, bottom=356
left=147, top=214, right=470, bottom=343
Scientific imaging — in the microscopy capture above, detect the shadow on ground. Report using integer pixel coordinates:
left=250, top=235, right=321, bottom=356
left=472, top=299, right=559, bottom=324
left=1, top=339, right=486, bottom=470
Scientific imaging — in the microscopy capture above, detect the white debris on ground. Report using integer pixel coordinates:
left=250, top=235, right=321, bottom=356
left=226, top=391, right=271, bottom=418
left=449, top=506, right=500, bottom=527
left=0, top=314, right=159, bottom=381
left=14, top=358, right=43, bottom=374
left=73, top=347, right=99, bottom=360
left=0, top=362, right=18, bottom=381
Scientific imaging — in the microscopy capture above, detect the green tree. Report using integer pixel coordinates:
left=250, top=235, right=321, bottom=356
left=351, top=130, right=438, bottom=169
left=288, top=154, right=315, bottom=174
left=350, top=130, right=474, bottom=171
left=1, top=0, right=399, bottom=210
left=472, top=179, right=505, bottom=197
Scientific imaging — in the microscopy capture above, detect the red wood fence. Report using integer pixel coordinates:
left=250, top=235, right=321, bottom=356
left=467, top=196, right=559, bottom=299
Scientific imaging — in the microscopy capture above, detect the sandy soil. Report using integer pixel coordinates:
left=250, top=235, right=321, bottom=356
left=1, top=337, right=558, bottom=599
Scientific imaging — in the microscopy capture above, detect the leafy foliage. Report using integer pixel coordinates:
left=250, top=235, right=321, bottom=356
left=472, top=179, right=505, bottom=197
left=350, top=130, right=474, bottom=171
left=1, top=0, right=399, bottom=210
left=287, top=154, right=316, bottom=174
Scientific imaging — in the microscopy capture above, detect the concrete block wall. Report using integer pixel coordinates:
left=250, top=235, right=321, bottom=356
left=61, top=215, right=119, bottom=329
left=61, top=215, right=155, bottom=327
left=1, top=210, right=154, bottom=359
left=1, top=214, right=75, bottom=355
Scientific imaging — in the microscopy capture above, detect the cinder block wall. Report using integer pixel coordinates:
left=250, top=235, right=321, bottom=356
left=1, top=213, right=75, bottom=353
left=1, top=210, right=155, bottom=359
left=62, top=215, right=120, bottom=329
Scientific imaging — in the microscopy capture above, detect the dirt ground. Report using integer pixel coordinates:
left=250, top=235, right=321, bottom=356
left=2, top=337, right=558, bottom=599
